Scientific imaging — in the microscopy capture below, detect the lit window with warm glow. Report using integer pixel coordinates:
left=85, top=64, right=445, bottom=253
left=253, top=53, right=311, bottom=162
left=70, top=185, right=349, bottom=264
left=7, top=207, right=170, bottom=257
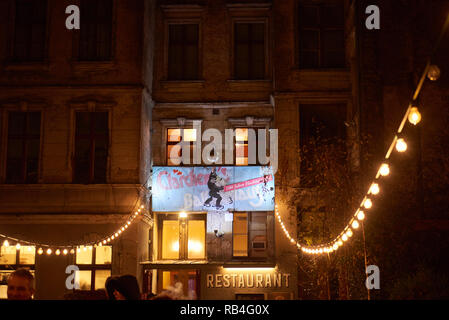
left=233, top=213, right=248, bottom=256
left=74, top=245, right=112, bottom=290
left=159, top=214, right=206, bottom=260
left=167, top=128, right=197, bottom=165
left=235, top=128, right=249, bottom=166
left=162, top=220, right=180, bottom=259
left=188, top=220, right=205, bottom=259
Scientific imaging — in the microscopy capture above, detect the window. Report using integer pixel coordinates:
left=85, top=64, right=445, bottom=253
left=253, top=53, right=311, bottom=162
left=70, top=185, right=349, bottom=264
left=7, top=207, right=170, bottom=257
left=234, top=23, right=266, bottom=80
left=168, top=24, right=199, bottom=80
left=158, top=214, right=206, bottom=260
left=6, top=112, right=41, bottom=184
left=299, top=104, right=347, bottom=187
left=233, top=212, right=268, bottom=258
left=73, top=112, right=109, bottom=184
left=298, top=3, right=345, bottom=68
left=74, top=246, right=112, bottom=291
left=158, top=269, right=200, bottom=298
left=166, top=128, right=197, bottom=165
left=79, top=0, right=113, bottom=61
left=0, top=245, right=36, bottom=299
left=12, top=0, right=47, bottom=61
left=234, top=128, right=265, bottom=166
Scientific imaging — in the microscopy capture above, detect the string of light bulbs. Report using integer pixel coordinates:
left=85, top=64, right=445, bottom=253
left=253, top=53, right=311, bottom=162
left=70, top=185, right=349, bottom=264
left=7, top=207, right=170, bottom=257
left=0, top=204, right=146, bottom=256
left=278, top=10, right=449, bottom=256
left=275, top=61, right=442, bottom=255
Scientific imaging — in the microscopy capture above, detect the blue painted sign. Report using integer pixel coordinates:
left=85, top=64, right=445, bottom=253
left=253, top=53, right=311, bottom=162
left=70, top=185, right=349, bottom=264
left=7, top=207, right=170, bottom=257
left=152, top=166, right=275, bottom=212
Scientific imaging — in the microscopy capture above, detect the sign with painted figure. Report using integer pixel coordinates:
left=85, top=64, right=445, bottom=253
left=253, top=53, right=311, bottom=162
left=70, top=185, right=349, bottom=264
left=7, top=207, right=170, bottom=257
left=152, top=166, right=275, bottom=212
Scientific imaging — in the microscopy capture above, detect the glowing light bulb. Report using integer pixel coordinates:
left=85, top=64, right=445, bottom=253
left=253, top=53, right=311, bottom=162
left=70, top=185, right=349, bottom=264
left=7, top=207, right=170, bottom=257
left=114, top=233, right=118, bottom=237
left=55, top=249, right=61, bottom=256
left=16, top=243, right=21, bottom=250
left=141, top=205, right=145, bottom=209
left=27, top=246, right=33, bottom=252
left=179, top=212, right=187, bottom=219
left=352, top=220, right=360, bottom=229
left=103, top=240, right=107, bottom=244
left=111, top=235, right=115, bottom=240
left=290, top=238, right=295, bottom=244
left=127, top=221, right=131, bottom=225
left=63, top=249, right=68, bottom=255
left=346, top=229, right=353, bottom=238
left=121, top=227, right=125, bottom=231
left=364, top=199, right=373, bottom=209
left=46, top=248, right=52, bottom=255
left=337, top=240, right=343, bottom=247
left=427, top=65, right=441, bottom=81
left=333, top=244, right=338, bottom=250
left=408, top=107, right=422, bottom=125
left=342, top=234, right=348, bottom=242
left=77, top=248, right=81, bottom=253
left=83, top=246, right=87, bottom=251
left=3, top=240, right=9, bottom=247
left=370, top=183, right=380, bottom=195
left=357, top=211, right=366, bottom=221
left=70, top=249, right=75, bottom=254
left=38, top=248, right=44, bottom=255
left=396, top=138, right=407, bottom=152
left=380, top=164, right=390, bottom=177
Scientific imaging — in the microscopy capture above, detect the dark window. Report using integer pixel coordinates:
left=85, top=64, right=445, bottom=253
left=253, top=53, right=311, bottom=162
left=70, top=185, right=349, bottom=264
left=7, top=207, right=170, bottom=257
left=234, top=23, right=265, bottom=80
left=299, top=104, right=347, bottom=187
left=79, top=0, right=113, bottom=61
left=168, top=24, right=199, bottom=80
left=74, top=112, right=109, bottom=184
left=233, top=212, right=268, bottom=259
left=6, top=112, right=41, bottom=184
left=298, top=4, right=345, bottom=68
left=13, top=0, right=47, bottom=61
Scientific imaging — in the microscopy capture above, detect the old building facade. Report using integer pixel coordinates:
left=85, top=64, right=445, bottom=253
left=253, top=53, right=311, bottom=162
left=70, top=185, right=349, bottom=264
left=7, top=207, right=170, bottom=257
left=0, top=0, right=154, bottom=299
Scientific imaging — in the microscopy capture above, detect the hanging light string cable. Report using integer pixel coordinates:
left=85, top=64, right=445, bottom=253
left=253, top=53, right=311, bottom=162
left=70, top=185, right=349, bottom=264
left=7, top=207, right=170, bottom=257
left=276, top=12, right=449, bottom=255
left=0, top=178, right=152, bottom=256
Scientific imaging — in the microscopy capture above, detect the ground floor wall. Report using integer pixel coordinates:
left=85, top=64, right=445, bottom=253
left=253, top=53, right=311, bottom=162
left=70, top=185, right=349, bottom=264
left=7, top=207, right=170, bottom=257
left=0, top=215, right=150, bottom=300
left=145, top=261, right=297, bottom=300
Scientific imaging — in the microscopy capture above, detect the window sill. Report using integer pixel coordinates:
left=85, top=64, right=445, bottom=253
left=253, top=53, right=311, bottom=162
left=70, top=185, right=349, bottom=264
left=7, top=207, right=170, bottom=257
left=226, top=79, right=272, bottom=92
left=70, top=61, right=118, bottom=75
left=160, top=80, right=205, bottom=92
left=3, top=61, right=50, bottom=72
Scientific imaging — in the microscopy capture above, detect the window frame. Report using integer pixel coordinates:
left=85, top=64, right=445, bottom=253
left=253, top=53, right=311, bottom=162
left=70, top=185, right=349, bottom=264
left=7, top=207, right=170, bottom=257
left=0, top=105, right=44, bottom=184
left=0, top=246, right=36, bottom=299
left=71, top=0, right=117, bottom=62
left=72, top=111, right=110, bottom=184
left=166, top=128, right=198, bottom=166
left=232, top=211, right=272, bottom=260
left=73, top=245, right=112, bottom=291
left=69, top=101, right=113, bottom=184
left=157, top=213, right=207, bottom=261
left=231, top=19, right=269, bottom=80
left=5, top=111, right=42, bottom=184
left=298, top=103, right=348, bottom=187
left=8, top=0, right=50, bottom=63
left=296, top=1, right=346, bottom=69
left=164, top=19, right=203, bottom=81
